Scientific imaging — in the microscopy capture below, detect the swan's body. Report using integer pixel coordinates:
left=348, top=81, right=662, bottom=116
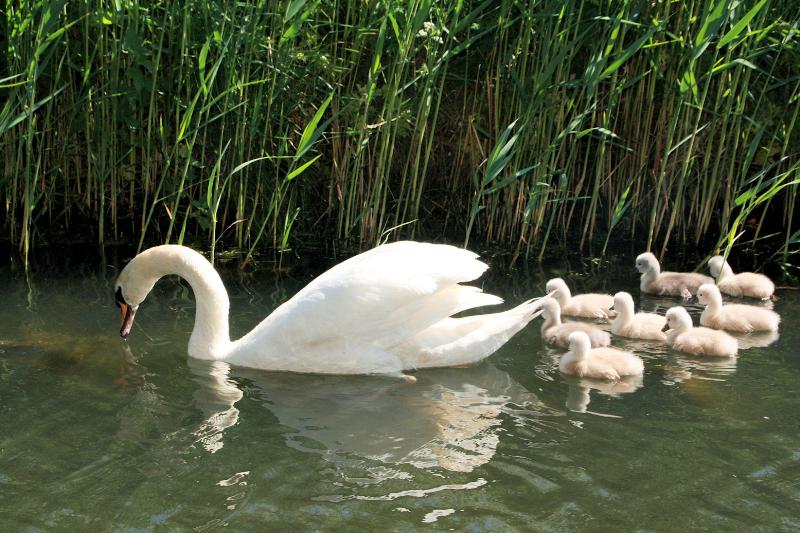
left=539, top=298, right=610, bottom=349
left=545, top=278, right=614, bottom=319
left=115, top=242, right=545, bottom=376
left=610, top=291, right=666, bottom=341
left=708, top=256, right=774, bottom=300
left=559, top=332, right=644, bottom=380
left=663, top=307, right=738, bottom=357
left=636, top=252, right=713, bottom=298
left=697, top=284, right=780, bottom=333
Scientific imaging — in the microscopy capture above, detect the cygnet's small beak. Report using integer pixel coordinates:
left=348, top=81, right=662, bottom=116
left=546, top=290, right=558, bottom=298
left=120, top=302, right=137, bottom=338
left=661, top=323, right=670, bottom=332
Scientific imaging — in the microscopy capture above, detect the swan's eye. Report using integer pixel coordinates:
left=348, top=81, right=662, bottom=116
left=115, top=287, right=125, bottom=308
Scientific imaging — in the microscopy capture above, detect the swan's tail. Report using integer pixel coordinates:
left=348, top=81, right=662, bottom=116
left=397, top=296, right=546, bottom=370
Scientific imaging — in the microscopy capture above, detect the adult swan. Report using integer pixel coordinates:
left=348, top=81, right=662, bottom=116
left=115, top=241, right=543, bottom=378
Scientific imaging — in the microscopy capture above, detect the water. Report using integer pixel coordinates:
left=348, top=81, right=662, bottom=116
left=1, top=258, right=799, bottom=530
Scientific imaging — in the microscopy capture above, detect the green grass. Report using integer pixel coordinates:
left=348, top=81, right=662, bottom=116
left=1, top=0, right=798, bottom=272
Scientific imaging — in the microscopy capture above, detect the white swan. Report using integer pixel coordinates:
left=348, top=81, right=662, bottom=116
left=115, top=242, right=545, bottom=377
left=662, top=306, right=738, bottom=357
left=545, top=278, right=615, bottom=319
left=558, top=332, right=644, bottom=380
left=539, top=298, right=611, bottom=349
left=636, top=252, right=713, bottom=298
left=610, top=291, right=667, bottom=341
left=697, top=284, right=780, bottom=333
left=708, top=255, right=775, bottom=300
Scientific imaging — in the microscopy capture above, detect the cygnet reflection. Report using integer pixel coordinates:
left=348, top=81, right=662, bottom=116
left=563, top=374, right=644, bottom=413
left=661, top=353, right=738, bottom=385
left=186, top=361, right=544, bottom=474
left=731, top=329, right=780, bottom=349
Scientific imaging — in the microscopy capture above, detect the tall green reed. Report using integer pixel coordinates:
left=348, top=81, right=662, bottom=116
left=1, top=0, right=797, bottom=271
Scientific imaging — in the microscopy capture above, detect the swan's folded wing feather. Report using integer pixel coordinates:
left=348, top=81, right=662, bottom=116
left=244, top=242, right=500, bottom=354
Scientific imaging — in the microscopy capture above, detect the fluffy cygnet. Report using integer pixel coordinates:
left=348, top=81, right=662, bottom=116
left=708, top=255, right=775, bottom=300
left=540, top=298, right=611, bottom=348
left=636, top=253, right=713, bottom=298
left=662, top=306, right=738, bottom=357
left=610, top=291, right=667, bottom=341
left=697, top=283, right=780, bottom=333
left=559, top=331, right=644, bottom=380
left=545, top=278, right=615, bottom=319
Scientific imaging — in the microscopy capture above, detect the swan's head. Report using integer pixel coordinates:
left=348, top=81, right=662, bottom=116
left=635, top=252, right=659, bottom=274
left=663, top=306, right=692, bottom=333
left=696, top=283, right=722, bottom=306
left=707, top=255, right=733, bottom=280
left=114, top=251, right=162, bottom=338
left=540, top=298, right=561, bottom=321
left=611, top=291, right=634, bottom=315
left=567, top=331, right=591, bottom=359
left=545, top=278, right=570, bottom=305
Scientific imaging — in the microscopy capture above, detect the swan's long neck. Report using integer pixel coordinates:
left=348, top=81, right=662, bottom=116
left=719, top=262, right=734, bottom=280
left=616, top=301, right=633, bottom=326
left=705, top=291, right=723, bottom=313
left=555, top=285, right=570, bottom=308
left=541, top=309, right=562, bottom=333
left=136, top=246, right=231, bottom=359
left=640, top=266, right=658, bottom=290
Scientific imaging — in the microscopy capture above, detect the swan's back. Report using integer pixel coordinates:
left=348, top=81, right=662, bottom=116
left=718, top=272, right=775, bottom=300
left=700, top=303, right=780, bottom=333
left=544, top=322, right=610, bottom=348
left=591, top=347, right=645, bottom=377
left=671, top=327, right=738, bottom=357
left=229, top=241, right=540, bottom=374
left=644, top=271, right=713, bottom=297
left=613, top=312, right=667, bottom=341
left=562, top=293, right=615, bottom=319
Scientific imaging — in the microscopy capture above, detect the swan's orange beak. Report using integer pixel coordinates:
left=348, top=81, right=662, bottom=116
left=120, top=302, right=137, bottom=338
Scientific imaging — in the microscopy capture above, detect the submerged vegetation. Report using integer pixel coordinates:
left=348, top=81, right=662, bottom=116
left=1, top=0, right=799, bottom=269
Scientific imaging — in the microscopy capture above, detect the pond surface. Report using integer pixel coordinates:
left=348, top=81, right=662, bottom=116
left=1, top=254, right=798, bottom=531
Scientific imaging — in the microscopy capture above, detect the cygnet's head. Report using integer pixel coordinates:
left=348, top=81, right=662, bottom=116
left=540, top=298, right=562, bottom=321
left=568, top=331, right=592, bottom=358
left=662, top=306, right=693, bottom=333
left=707, top=255, right=733, bottom=280
left=635, top=252, right=659, bottom=274
left=612, top=291, right=635, bottom=315
left=696, top=283, right=722, bottom=306
left=545, top=278, right=570, bottom=305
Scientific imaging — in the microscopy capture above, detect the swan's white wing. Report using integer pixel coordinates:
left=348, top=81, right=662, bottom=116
left=395, top=299, right=543, bottom=369
left=232, top=242, right=505, bottom=372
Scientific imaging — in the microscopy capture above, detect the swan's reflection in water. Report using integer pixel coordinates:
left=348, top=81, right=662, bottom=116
left=187, top=359, right=243, bottom=454
left=186, top=360, right=543, bottom=474
left=563, top=374, right=644, bottom=414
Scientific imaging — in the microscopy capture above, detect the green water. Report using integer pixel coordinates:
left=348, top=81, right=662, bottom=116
left=1, top=260, right=798, bottom=531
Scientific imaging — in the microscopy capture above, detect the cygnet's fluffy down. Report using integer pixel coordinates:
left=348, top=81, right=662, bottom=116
left=697, top=284, right=780, bottom=333
left=545, top=278, right=615, bottom=319
left=539, top=298, right=611, bottom=348
left=663, top=306, right=738, bottom=357
left=708, top=255, right=775, bottom=300
left=636, top=252, right=713, bottom=298
left=610, top=291, right=666, bottom=341
left=559, top=331, right=644, bottom=380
